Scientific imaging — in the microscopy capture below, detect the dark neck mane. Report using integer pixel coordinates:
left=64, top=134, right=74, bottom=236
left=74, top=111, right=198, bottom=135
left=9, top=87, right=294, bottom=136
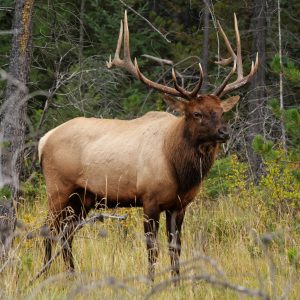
left=165, top=118, right=220, bottom=195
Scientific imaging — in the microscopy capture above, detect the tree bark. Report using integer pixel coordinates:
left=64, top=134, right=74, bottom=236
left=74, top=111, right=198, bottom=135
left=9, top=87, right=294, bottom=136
left=0, top=0, right=34, bottom=260
left=246, top=0, right=267, bottom=179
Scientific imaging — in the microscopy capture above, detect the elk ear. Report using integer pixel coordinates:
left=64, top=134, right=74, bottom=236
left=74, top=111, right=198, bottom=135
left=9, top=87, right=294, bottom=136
left=221, top=95, right=240, bottom=112
left=163, top=94, right=187, bottom=113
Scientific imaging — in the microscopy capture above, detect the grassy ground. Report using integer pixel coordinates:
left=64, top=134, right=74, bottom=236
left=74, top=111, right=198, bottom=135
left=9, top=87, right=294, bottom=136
left=1, top=184, right=300, bottom=300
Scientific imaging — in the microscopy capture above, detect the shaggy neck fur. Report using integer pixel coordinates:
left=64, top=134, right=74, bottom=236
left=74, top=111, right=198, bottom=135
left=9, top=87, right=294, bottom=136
left=165, top=117, right=220, bottom=195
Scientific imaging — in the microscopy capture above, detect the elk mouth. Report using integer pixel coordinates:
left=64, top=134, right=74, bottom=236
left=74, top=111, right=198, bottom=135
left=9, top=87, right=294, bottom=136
left=197, top=134, right=229, bottom=145
left=216, top=137, right=229, bottom=143
left=215, top=134, right=230, bottom=143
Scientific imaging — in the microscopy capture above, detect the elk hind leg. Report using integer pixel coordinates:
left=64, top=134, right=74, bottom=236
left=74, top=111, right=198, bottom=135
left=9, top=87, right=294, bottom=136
left=60, top=190, right=93, bottom=272
left=42, top=218, right=55, bottom=273
left=143, top=203, right=160, bottom=281
left=42, top=185, right=77, bottom=273
left=42, top=208, right=67, bottom=274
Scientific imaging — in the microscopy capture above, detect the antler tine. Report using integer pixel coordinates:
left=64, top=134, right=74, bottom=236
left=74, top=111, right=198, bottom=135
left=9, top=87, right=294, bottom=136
left=190, top=63, right=204, bottom=97
left=213, top=15, right=259, bottom=97
left=215, top=57, right=233, bottom=66
left=123, top=10, right=130, bottom=62
left=106, top=10, right=138, bottom=78
left=234, top=13, right=243, bottom=79
left=171, top=68, right=192, bottom=99
left=106, top=20, right=123, bottom=68
left=219, top=53, right=259, bottom=97
left=122, top=10, right=139, bottom=77
left=116, top=20, right=123, bottom=60
left=171, top=63, right=204, bottom=99
left=213, top=60, right=237, bottom=96
left=134, top=58, right=182, bottom=97
left=215, top=20, right=236, bottom=66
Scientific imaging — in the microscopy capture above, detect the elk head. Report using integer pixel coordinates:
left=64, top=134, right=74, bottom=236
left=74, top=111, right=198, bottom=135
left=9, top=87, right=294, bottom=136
left=107, top=11, right=258, bottom=145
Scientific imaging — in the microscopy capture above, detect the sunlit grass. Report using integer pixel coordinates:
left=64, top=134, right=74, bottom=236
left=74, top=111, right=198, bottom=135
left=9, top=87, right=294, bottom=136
left=1, top=191, right=300, bottom=299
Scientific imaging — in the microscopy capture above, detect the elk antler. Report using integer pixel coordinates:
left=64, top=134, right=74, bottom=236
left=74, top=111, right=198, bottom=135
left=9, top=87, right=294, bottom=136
left=107, top=10, right=204, bottom=100
left=171, top=64, right=204, bottom=99
left=213, top=14, right=259, bottom=97
left=106, top=11, right=138, bottom=79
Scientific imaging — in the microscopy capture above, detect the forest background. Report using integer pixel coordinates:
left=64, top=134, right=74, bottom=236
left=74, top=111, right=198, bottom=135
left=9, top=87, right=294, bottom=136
left=0, top=0, right=300, bottom=299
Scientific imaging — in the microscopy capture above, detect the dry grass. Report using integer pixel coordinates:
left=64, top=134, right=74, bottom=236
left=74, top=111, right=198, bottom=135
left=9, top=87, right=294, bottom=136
left=1, top=192, right=300, bottom=299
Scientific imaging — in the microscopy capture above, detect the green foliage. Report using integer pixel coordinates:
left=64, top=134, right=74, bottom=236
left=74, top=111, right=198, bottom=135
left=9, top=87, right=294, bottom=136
left=155, top=96, right=165, bottom=111
left=268, top=98, right=281, bottom=117
left=123, top=88, right=144, bottom=116
left=252, top=135, right=279, bottom=160
left=0, top=186, right=11, bottom=199
left=270, top=54, right=281, bottom=74
left=259, top=158, right=300, bottom=215
left=267, top=98, right=300, bottom=158
left=252, top=128, right=300, bottom=216
left=283, top=108, right=300, bottom=151
left=21, top=172, right=46, bottom=202
left=201, top=155, right=247, bottom=199
left=272, top=55, right=300, bottom=87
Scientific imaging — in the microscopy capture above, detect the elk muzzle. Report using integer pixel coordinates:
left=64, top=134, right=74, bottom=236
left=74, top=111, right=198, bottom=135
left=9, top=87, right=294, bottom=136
left=217, top=126, right=229, bottom=141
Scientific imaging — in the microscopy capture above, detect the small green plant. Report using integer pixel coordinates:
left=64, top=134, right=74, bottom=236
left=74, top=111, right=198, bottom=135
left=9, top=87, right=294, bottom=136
left=201, top=155, right=247, bottom=199
left=287, top=247, right=300, bottom=269
left=21, top=171, right=46, bottom=202
left=0, top=186, right=11, bottom=199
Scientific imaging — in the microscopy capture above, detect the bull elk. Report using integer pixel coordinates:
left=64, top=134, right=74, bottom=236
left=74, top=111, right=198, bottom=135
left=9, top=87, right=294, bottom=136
left=39, top=11, right=258, bottom=280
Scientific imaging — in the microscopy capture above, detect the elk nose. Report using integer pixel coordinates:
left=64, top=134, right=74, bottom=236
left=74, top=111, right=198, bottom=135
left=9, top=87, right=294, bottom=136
left=218, top=126, right=229, bottom=140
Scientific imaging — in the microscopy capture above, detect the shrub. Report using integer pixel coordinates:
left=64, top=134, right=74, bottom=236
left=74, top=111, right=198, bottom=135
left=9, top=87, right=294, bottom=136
left=259, top=158, right=300, bottom=216
left=201, top=155, right=247, bottom=200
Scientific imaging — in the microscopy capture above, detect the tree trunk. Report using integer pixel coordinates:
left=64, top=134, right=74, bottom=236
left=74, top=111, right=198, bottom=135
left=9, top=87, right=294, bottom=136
left=246, top=0, right=267, bottom=179
left=0, top=0, right=34, bottom=261
left=277, top=0, right=287, bottom=151
left=201, top=0, right=210, bottom=93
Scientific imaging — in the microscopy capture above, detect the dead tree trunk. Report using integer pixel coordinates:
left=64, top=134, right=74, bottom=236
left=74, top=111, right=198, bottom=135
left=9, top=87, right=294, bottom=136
left=0, top=0, right=34, bottom=260
left=277, top=0, right=287, bottom=151
left=246, top=0, right=267, bottom=180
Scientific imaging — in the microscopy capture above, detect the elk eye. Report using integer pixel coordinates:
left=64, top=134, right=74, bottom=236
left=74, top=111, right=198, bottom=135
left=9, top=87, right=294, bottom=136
left=193, top=112, right=203, bottom=119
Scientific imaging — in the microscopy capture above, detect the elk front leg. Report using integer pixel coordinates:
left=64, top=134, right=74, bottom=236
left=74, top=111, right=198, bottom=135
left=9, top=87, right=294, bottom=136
left=166, top=209, right=185, bottom=279
left=143, top=204, right=160, bottom=281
